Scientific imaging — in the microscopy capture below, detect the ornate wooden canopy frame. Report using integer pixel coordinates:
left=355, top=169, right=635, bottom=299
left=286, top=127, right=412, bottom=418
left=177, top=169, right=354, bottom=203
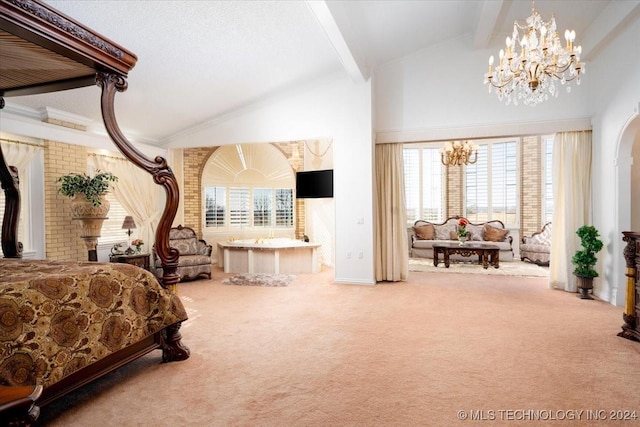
left=0, top=0, right=180, bottom=290
left=0, top=2, right=189, bottom=422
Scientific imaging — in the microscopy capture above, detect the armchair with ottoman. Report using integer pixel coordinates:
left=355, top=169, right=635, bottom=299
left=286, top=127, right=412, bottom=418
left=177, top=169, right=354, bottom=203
left=154, top=225, right=213, bottom=281
left=520, top=222, right=552, bottom=266
left=410, top=216, right=514, bottom=261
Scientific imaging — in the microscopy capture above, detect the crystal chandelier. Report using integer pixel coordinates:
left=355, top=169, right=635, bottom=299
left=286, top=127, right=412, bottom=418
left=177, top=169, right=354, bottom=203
left=440, top=141, right=479, bottom=166
left=483, top=1, right=584, bottom=106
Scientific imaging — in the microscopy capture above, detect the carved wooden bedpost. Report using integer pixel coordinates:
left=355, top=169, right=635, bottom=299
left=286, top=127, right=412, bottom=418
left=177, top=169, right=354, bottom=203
left=618, top=232, right=639, bottom=342
left=0, top=141, right=23, bottom=258
left=97, top=72, right=181, bottom=293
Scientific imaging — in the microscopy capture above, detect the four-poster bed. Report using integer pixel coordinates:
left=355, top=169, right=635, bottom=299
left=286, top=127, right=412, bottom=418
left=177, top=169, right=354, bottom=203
left=1, top=0, right=189, bottom=423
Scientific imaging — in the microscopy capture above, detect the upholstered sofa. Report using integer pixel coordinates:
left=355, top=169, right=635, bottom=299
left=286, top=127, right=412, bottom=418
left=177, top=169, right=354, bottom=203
left=154, top=225, right=213, bottom=281
left=520, top=222, right=552, bottom=266
left=410, top=216, right=514, bottom=261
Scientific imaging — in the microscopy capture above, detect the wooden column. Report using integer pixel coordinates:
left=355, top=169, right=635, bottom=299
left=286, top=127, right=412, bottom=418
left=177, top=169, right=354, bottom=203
left=618, top=232, right=639, bottom=342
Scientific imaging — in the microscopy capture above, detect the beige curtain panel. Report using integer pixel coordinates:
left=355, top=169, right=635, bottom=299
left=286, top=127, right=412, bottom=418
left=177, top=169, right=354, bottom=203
left=550, top=130, right=593, bottom=292
left=375, top=143, right=409, bottom=282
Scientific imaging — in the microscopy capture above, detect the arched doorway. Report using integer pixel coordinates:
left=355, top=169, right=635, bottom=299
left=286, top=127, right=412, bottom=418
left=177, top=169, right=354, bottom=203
left=614, top=113, right=640, bottom=306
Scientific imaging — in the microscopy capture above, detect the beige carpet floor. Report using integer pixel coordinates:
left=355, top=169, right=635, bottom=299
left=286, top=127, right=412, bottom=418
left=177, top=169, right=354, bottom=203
left=38, top=266, right=638, bottom=426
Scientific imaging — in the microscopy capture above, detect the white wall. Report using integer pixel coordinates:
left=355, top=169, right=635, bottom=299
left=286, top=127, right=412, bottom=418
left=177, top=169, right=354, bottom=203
left=589, top=17, right=640, bottom=306
left=374, top=34, right=592, bottom=143
left=166, top=73, right=375, bottom=285
left=633, top=137, right=640, bottom=231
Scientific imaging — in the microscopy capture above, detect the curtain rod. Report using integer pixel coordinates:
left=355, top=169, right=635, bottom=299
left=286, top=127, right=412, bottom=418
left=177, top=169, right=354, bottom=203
left=0, top=138, right=43, bottom=148
left=88, top=152, right=128, bottom=162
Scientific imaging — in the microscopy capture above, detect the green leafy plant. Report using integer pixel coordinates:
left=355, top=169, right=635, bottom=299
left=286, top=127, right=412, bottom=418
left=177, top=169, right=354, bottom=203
left=571, top=225, right=604, bottom=278
left=57, top=171, right=118, bottom=207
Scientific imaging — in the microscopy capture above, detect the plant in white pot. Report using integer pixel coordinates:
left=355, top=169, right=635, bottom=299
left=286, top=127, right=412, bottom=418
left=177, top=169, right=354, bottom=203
left=57, top=171, right=118, bottom=260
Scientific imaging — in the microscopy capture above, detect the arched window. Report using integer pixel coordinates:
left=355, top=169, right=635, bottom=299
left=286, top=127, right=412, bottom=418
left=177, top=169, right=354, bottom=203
left=202, top=144, right=294, bottom=231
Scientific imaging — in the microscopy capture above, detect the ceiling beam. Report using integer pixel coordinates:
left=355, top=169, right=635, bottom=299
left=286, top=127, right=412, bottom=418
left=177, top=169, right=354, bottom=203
left=305, top=0, right=367, bottom=83
left=581, top=0, right=640, bottom=61
left=473, top=0, right=505, bottom=49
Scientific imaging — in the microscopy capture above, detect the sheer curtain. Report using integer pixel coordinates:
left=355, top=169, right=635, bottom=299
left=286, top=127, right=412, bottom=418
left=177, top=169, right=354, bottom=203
left=1, top=140, right=42, bottom=251
left=1, top=140, right=41, bottom=171
left=375, top=143, right=408, bottom=282
left=549, top=131, right=592, bottom=292
left=89, top=154, right=162, bottom=255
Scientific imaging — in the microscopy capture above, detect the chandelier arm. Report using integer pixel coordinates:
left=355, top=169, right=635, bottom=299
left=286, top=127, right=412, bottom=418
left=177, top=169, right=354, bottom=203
left=487, top=75, right=515, bottom=89
left=468, top=151, right=478, bottom=165
left=544, top=66, right=581, bottom=82
left=552, top=61, right=575, bottom=74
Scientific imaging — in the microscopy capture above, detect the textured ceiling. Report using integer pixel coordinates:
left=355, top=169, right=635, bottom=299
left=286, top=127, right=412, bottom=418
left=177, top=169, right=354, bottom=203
left=2, top=0, right=628, bottom=146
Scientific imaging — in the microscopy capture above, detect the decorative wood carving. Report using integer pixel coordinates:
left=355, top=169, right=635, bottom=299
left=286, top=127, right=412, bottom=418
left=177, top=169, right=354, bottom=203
left=0, top=144, right=22, bottom=258
left=618, top=232, right=639, bottom=342
left=6, top=0, right=124, bottom=59
left=1, top=0, right=137, bottom=96
left=96, top=72, right=181, bottom=291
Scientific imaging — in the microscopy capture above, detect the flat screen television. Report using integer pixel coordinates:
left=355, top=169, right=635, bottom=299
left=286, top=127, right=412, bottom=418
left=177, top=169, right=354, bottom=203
left=295, top=169, right=333, bottom=199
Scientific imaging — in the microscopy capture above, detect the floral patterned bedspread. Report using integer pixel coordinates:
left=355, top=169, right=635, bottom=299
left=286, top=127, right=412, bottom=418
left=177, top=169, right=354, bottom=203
left=0, top=259, right=187, bottom=388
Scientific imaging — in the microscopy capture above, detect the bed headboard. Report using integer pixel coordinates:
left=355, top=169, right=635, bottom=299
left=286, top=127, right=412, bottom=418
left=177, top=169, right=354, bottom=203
left=0, top=0, right=181, bottom=290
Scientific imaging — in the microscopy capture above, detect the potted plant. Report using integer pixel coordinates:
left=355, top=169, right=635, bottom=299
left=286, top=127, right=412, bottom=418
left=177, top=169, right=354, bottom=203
left=571, top=225, right=604, bottom=299
left=57, top=171, right=118, bottom=207
left=57, top=171, right=118, bottom=259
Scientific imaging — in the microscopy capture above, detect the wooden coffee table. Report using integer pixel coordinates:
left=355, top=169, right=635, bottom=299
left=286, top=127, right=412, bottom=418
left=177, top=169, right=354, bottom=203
left=433, top=242, right=500, bottom=269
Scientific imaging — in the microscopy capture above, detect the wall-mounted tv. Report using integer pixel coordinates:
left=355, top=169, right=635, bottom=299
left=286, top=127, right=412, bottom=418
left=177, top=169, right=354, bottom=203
left=295, top=169, right=333, bottom=199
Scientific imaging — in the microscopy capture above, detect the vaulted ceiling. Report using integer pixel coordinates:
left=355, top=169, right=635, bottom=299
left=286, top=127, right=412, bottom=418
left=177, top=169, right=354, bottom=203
left=3, top=0, right=636, bottom=146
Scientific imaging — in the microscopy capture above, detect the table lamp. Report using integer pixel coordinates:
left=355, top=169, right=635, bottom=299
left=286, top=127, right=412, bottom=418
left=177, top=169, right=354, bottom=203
left=122, top=215, right=136, bottom=246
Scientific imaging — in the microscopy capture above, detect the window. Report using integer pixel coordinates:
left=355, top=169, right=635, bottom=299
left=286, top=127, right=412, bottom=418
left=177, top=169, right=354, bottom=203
left=98, top=192, right=129, bottom=244
left=204, top=186, right=293, bottom=229
left=205, top=187, right=226, bottom=227
left=275, top=189, right=293, bottom=227
left=253, top=188, right=272, bottom=226
left=465, top=140, right=518, bottom=226
left=465, top=145, right=488, bottom=222
left=403, top=145, right=444, bottom=225
left=229, top=187, right=250, bottom=227
left=542, top=135, right=554, bottom=224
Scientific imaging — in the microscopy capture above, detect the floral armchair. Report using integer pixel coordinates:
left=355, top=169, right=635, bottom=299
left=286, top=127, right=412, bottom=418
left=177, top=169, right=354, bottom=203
left=520, top=222, right=552, bottom=266
left=153, top=225, right=212, bottom=281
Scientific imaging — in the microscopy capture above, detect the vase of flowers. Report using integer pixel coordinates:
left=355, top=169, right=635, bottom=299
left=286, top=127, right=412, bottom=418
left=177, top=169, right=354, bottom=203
left=457, top=217, right=469, bottom=245
left=132, top=238, right=144, bottom=254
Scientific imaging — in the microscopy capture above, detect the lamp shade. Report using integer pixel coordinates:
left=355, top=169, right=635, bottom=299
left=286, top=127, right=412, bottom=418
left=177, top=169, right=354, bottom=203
left=121, top=215, right=136, bottom=229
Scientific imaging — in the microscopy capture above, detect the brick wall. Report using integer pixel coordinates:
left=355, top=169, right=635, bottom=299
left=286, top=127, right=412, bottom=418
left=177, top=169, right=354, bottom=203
left=520, top=136, right=543, bottom=237
left=445, top=165, right=464, bottom=219
left=183, top=147, right=215, bottom=236
left=44, top=141, right=88, bottom=260
left=43, top=118, right=86, bottom=132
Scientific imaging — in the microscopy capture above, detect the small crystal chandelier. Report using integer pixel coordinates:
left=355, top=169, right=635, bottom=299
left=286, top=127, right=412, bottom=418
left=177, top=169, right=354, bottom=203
left=440, top=141, right=479, bottom=166
left=483, top=1, right=584, bottom=106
